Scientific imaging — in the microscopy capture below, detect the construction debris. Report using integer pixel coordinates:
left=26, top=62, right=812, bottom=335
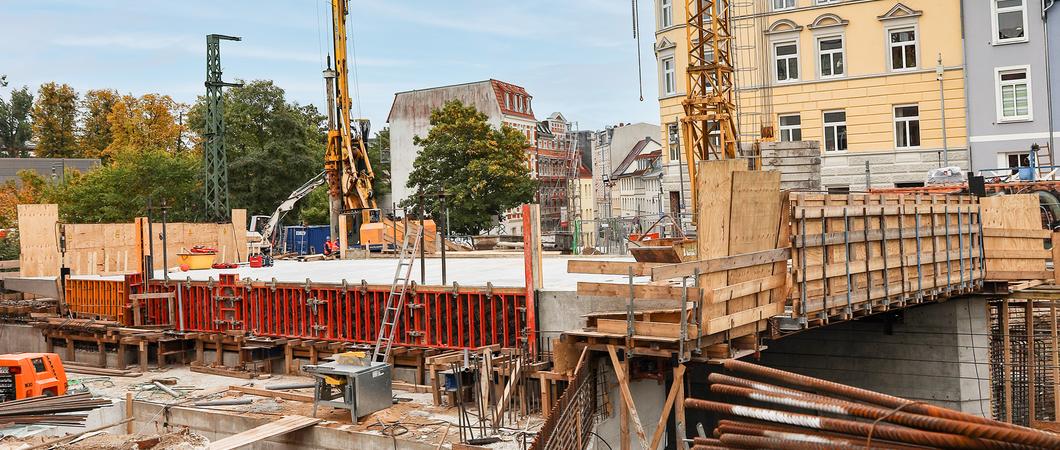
left=0, top=392, right=111, bottom=427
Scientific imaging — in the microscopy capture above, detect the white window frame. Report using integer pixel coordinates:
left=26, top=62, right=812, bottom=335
left=816, top=34, right=845, bottom=79
left=991, top=0, right=1029, bottom=45
left=822, top=110, right=847, bottom=152
left=995, top=65, right=1033, bottom=122
left=667, top=122, right=681, bottom=161
left=886, top=25, right=919, bottom=72
left=773, top=40, right=800, bottom=83
left=660, top=0, right=673, bottom=29
left=816, top=0, right=841, bottom=4
left=893, top=104, right=921, bottom=149
left=778, top=114, right=802, bottom=142
left=662, top=56, right=677, bottom=96
left=772, top=0, right=796, bottom=11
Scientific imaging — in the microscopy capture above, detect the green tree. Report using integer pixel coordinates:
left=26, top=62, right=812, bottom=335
left=368, top=127, right=391, bottom=196
left=78, top=89, right=119, bottom=158
left=188, top=80, right=326, bottom=217
left=402, top=100, right=536, bottom=234
left=298, top=186, right=331, bottom=225
left=0, top=86, right=33, bottom=157
left=31, top=82, right=79, bottom=157
left=47, top=148, right=201, bottom=222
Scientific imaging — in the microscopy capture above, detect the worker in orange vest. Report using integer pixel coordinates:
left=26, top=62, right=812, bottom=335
left=323, top=239, right=336, bottom=257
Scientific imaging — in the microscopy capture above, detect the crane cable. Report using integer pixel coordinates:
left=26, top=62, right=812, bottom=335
left=632, top=0, right=644, bottom=102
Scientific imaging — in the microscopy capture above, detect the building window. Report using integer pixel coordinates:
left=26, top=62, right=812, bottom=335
left=893, top=105, right=920, bottom=148
left=997, top=67, right=1031, bottom=121
left=994, top=0, right=1027, bottom=43
left=778, top=114, right=802, bottom=142
left=774, top=42, right=799, bottom=82
left=888, top=27, right=918, bottom=71
left=661, top=0, right=673, bottom=28
left=816, top=0, right=840, bottom=4
left=823, top=110, right=847, bottom=152
left=1006, top=152, right=1031, bottom=168
left=662, top=56, right=676, bottom=95
left=772, top=0, right=796, bottom=11
left=818, top=36, right=844, bottom=78
left=667, top=123, right=681, bottom=161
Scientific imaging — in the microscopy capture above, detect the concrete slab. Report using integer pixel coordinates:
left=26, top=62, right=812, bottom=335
left=2, top=276, right=60, bottom=298
left=72, top=256, right=649, bottom=290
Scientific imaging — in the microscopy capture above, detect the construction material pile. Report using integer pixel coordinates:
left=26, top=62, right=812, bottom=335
left=0, top=392, right=111, bottom=427
left=687, top=360, right=1060, bottom=450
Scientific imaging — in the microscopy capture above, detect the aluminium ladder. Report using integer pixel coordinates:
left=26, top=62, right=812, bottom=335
left=372, top=222, right=423, bottom=363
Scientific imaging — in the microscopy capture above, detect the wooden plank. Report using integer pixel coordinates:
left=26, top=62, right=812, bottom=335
left=0, top=260, right=19, bottom=270
left=711, top=273, right=787, bottom=304
left=492, top=359, right=522, bottom=426
left=648, top=365, right=686, bottom=450
left=595, top=319, right=698, bottom=339
left=207, top=415, right=321, bottom=450
left=695, top=160, right=746, bottom=289
left=607, top=345, right=649, bottom=450
left=985, top=271, right=1053, bottom=281
left=228, top=385, right=313, bottom=403
left=651, top=248, right=790, bottom=281
left=576, top=282, right=702, bottom=301
left=129, top=292, right=176, bottom=300
left=982, top=195, right=1047, bottom=277
left=796, top=225, right=978, bottom=248
left=704, top=302, right=784, bottom=335
left=567, top=260, right=661, bottom=276
left=982, top=228, right=1052, bottom=239
left=17, top=204, right=60, bottom=277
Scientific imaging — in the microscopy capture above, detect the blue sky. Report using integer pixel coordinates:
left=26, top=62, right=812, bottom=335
left=0, top=0, right=660, bottom=131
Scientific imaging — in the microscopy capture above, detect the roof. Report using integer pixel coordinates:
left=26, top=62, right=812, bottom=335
left=535, top=121, right=554, bottom=138
left=578, top=164, right=592, bottom=179
left=610, top=137, right=660, bottom=179
left=386, top=79, right=535, bottom=123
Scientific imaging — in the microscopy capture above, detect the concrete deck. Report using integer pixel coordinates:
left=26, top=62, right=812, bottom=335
left=69, top=255, right=646, bottom=290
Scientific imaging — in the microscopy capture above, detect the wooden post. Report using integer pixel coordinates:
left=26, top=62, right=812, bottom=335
left=1002, top=299, right=1012, bottom=422
left=65, top=337, right=75, bottom=362
left=540, top=376, right=551, bottom=420
left=214, top=335, right=223, bottom=366
left=675, top=367, right=687, bottom=450
left=1027, top=300, right=1037, bottom=424
left=195, top=338, right=204, bottom=365
left=430, top=364, right=441, bottom=406
left=649, top=365, right=686, bottom=450
left=1052, top=232, right=1060, bottom=285
left=521, top=204, right=542, bottom=356
left=620, top=397, right=630, bottom=450
left=97, top=340, right=106, bottom=368
left=606, top=345, right=649, bottom=450
left=117, top=343, right=127, bottom=369
left=284, top=343, right=294, bottom=374
left=1052, top=304, right=1060, bottom=420
left=125, top=392, right=134, bottom=434
left=138, top=340, right=148, bottom=373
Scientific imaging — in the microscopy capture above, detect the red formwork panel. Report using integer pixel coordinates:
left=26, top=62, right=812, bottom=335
left=135, top=275, right=529, bottom=351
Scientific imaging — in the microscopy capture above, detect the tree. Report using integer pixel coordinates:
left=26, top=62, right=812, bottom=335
left=368, top=127, right=391, bottom=197
left=46, top=148, right=201, bottom=223
left=298, top=186, right=331, bottom=225
left=188, top=80, right=326, bottom=217
left=0, top=86, right=33, bottom=157
left=403, top=100, right=536, bottom=235
left=78, top=89, right=119, bottom=158
left=0, top=170, right=47, bottom=228
left=105, top=93, right=187, bottom=157
left=31, top=82, right=79, bottom=157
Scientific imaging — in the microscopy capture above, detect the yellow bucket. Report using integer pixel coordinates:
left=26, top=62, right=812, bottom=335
left=177, top=252, right=216, bottom=270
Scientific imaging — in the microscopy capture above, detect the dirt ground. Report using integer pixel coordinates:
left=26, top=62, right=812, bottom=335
left=37, top=366, right=545, bottom=449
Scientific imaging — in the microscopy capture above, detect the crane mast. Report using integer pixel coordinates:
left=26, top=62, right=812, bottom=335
left=325, top=0, right=376, bottom=241
left=681, top=0, right=741, bottom=220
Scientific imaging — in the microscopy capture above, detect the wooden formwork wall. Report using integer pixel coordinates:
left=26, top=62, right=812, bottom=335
left=981, top=194, right=1051, bottom=281
left=790, top=193, right=982, bottom=324
left=17, top=204, right=248, bottom=277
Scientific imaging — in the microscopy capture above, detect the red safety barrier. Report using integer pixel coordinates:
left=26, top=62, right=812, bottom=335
left=136, top=275, right=529, bottom=351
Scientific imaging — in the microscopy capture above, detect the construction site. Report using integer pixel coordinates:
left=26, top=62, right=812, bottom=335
left=4, top=0, right=1060, bottom=449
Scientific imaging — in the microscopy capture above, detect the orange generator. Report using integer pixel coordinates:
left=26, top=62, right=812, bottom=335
left=0, top=353, right=67, bottom=401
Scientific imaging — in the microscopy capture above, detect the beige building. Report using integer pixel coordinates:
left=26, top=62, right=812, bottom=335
left=655, top=0, right=969, bottom=190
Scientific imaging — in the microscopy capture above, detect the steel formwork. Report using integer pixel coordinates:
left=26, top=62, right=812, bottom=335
left=68, top=273, right=531, bottom=351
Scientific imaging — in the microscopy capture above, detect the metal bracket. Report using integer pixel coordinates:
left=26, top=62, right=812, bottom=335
left=485, top=282, right=493, bottom=299
left=449, top=282, right=460, bottom=299
left=407, top=331, right=425, bottom=338
left=206, top=277, right=216, bottom=289
left=269, top=278, right=277, bottom=293
left=304, top=278, right=312, bottom=293
left=359, top=280, right=369, bottom=295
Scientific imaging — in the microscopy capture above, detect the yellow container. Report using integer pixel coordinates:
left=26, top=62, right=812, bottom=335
left=177, top=252, right=216, bottom=270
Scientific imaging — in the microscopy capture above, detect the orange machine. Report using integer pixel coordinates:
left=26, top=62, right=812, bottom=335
left=0, top=353, right=67, bottom=402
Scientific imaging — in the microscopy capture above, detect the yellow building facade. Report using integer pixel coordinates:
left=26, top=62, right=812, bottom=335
left=655, top=0, right=969, bottom=190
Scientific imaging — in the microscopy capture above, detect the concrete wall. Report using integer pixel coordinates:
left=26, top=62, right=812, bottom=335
left=822, top=147, right=970, bottom=190
left=0, top=323, right=47, bottom=354
left=591, top=376, right=667, bottom=450
left=0, top=157, right=99, bottom=184
left=963, top=0, right=1053, bottom=172
left=757, top=297, right=991, bottom=415
left=537, top=290, right=678, bottom=338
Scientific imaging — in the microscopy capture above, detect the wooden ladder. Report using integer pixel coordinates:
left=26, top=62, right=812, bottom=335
left=372, top=223, right=423, bottom=364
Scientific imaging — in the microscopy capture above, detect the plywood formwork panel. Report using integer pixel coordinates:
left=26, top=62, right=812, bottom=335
left=981, top=195, right=1047, bottom=280
left=17, top=204, right=60, bottom=277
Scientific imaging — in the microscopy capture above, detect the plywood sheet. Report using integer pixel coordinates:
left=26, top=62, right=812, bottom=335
left=981, top=194, right=1045, bottom=276
left=17, top=204, right=59, bottom=277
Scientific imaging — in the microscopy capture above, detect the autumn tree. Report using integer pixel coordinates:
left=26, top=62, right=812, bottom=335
left=0, top=86, right=33, bottom=157
left=0, top=170, right=47, bottom=228
left=78, top=89, right=119, bottom=158
left=403, top=100, right=536, bottom=235
left=188, top=80, right=325, bottom=216
left=31, top=82, right=79, bottom=157
left=105, top=93, right=187, bottom=157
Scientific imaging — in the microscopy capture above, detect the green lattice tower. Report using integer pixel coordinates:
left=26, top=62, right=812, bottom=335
left=204, top=34, right=243, bottom=222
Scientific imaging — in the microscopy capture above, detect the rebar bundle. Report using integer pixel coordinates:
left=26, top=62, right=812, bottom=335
left=0, top=392, right=111, bottom=427
left=686, top=360, right=1060, bottom=449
